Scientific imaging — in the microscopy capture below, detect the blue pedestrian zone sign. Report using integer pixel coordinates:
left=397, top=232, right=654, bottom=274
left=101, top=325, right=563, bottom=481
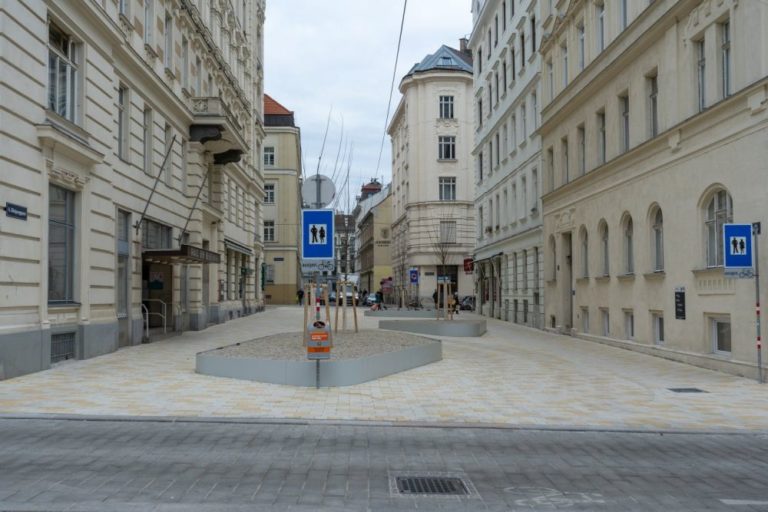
left=301, top=209, right=335, bottom=261
left=409, top=269, right=419, bottom=285
left=723, top=224, right=753, bottom=278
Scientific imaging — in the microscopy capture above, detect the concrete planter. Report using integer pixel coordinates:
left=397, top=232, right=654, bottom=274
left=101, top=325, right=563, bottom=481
left=364, top=309, right=444, bottom=318
left=196, top=340, right=442, bottom=387
left=379, top=319, right=487, bottom=337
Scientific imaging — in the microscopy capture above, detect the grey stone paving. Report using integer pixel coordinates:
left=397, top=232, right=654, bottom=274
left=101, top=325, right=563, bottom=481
left=1, top=419, right=768, bottom=511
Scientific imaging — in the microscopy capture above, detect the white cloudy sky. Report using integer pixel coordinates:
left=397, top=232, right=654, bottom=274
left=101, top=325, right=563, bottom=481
left=264, top=0, right=472, bottom=211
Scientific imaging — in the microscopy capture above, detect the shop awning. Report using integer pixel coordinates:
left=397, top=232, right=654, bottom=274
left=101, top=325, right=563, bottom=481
left=224, top=238, right=253, bottom=256
left=143, top=244, right=221, bottom=264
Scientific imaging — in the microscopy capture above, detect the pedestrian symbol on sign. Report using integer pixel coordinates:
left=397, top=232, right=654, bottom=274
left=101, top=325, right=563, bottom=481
left=729, top=236, right=747, bottom=256
left=309, top=224, right=327, bottom=245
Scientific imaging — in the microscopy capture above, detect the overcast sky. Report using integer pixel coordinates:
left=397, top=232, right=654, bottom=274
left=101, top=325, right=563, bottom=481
left=264, top=0, right=472, bottom=212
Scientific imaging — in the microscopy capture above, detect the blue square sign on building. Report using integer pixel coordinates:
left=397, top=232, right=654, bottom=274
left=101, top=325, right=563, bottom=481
left=301, top=209, right=335, bottom=261
left=723, top=224, right=753, bottom=278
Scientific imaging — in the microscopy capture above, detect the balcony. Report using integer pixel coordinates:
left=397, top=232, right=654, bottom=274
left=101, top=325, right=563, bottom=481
left=189, top=97, right=248, bottom=164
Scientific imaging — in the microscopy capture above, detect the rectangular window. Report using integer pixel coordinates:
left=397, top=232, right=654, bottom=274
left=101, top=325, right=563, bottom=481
left=264, top=183, right=275, bottom=204
left=143, top=107, right=153, bottom=175
left=119, top=0, right=129, bottom=16
left=439, top=95, right=454, bottom=119
left=596, top=3, right=605, bottom=52
left=502, top=61, right=508, bottom=90
left=48, top=185, right=76, bottom=302
left=48, top=22, right=79, bottom=122
left=582, top=307, right=590, bottom=333
left=601, top=308, right=610, bottom=336
left=141, top=219, right=172, bottom=249
left=495, top=193, right=500, bottom=228
left=561, top=137, right=569, bottom=184
left=531, top=170, right=538, bottom=212
left=163, top=123, right=173, bottom=185
left=521, top=102, right=527, bottom=138
left=533, top=247, right=540, bottom=291
left=495, top=132, right=500, bottom=166
left=513, top=253, right=518, bottom=291
left=620, top=0, right=628, bottom=30
left=144, top=0, right=154, bottom=44
left=520, top=33, right=525, bottom=66
left=117, top=86, right=129, bottom=160
left=561, top=44, right=568, bottom=87
left=711, top=316, right=731, bottom=354
left=697, top=39, right=706, bottom=112
left=195, top=56, right=202, bottom=94
left=577, top=23, right=585, bottom=71
left=263, top=146, right=275, bottom=166
left=648, top=73, right=659, bottom=138
left=511, top=49, right=516, bottom=80
left=478, top=206, right=484, bottom=238
left=532, top=92, right=538, bottom=130
left=495, top=72, right=500, bottom=104
left=477, top=98, right=483, bottom=128
left=264, top=220, right=275, bottom=242
left=721, top=21, right=731, bottom=98
left=182, top=36, right=189, bottom=89
left=438, top=177, right=456, bottom=201
left=439, top=220, right=456, bottom=244
left=530, top=16, right=536, bottom=53
left=577, top=125, right=586, bottom=176
left=164, top=12, right=172, bottom=69
left=438, top=136, right=456, bottom=160
left=522, top=250, right=529, bottom=291
left=624, top=310, right=634, bottom=340
left=511, top=115, right=517, bottom=147
left=619, top=94, right=629, bottom=153
left=597, top=110, right=606, bottom=164
left=180, top=139, right=188, bottom=193
left=546, top=147, right=554, bottom=192
left=478, top=151, right=483, bottom=181
left=652, top=312, right=664, bottom=345
left=116, top=209, right=130, bottom=317
left=264, top=263, right=275, bottom=283
left=547, top=60, right=554, bottom=99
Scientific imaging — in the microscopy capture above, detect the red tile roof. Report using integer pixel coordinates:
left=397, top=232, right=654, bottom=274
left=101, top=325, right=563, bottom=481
left=264, top=94, right=292, bottom=115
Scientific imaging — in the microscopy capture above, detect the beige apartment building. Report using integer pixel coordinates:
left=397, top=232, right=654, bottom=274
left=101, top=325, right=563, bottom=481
left=0, top=0, right=265, bottom=379
left=357, top=184, right=392, bottom=296
left=262, top=94, right=301, bottom=304
left=390, top=42, right=476, bottom=305
left=470, top=0, right=544, bottom=325
left=540, top=0, right=768, bottom=378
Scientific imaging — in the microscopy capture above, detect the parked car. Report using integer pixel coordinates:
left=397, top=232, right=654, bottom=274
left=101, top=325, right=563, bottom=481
left=363, top=293, right=380, bottom=307
left=459, top=296, right=475, bottom=311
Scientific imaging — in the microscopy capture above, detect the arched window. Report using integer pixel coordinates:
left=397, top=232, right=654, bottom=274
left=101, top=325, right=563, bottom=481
left=705, top=189, right=733, bottom=267
left=651, top=208, right=664, bottom=271
left=579, top=226, right=589, bottom=277
left=622, top=215, right=634, bottom=274
left=599, top=220, right=609, bottom=276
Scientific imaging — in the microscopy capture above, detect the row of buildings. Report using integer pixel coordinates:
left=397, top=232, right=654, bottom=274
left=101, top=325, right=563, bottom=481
left=468, top=0, right=768, bottom=378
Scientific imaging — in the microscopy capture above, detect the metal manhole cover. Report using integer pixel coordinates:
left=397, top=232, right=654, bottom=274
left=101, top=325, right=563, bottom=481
left=389, top=471, right=478, bottom=498
left=668, top=387, right=708, bottom=393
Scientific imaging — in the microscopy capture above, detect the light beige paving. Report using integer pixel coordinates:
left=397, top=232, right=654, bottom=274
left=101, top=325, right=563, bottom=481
left=1, top=306, right=767, bottom=430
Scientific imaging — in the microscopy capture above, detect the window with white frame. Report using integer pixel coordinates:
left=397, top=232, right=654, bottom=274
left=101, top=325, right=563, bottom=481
left=705, top=189, right=733, bottom=267
left=601, top=308, right=610, bottom=336
left=577, top=124, right=586, bottom=176
left=582, top=307, right=590, bottom=333
left=648, top=73, right=659, bottom=138
left=48, top=21, right=80, bottom=122
left=438, top=136, right=456, bottom=160
left=164, top=11, right=173, bottom=69
left=163, top=123, right=173, bottom=185
left=521, top=102, right=527, bottom=138
left=439, top=220, right=456, bottom=244
left=48, top=184, right=76, bottom=302
left=580, top=227, right=589, bottom=277
left=597, top=110, right=606, bottom=164
left=438, top=177, right=456, bottom=201
left=116, top=209, right=130, bottom=317
left=720, top=21, right=731, bottom=98
left=697, top=39, right=706, bottom=112
left=119, top=0, right=129, bottom=17
left=561, top=137, right=569, bottom=184
left=531, top=169, right=538, bottom=211
left=264, top=183, right=275, bottom=204
left=143, top=107, right=153, bottom=175
left=263, top=146, right=275, bottom=166
left=711, top=315, right=731, bottom=354
left=620, top=0, right=628, bottom=30
left=652, top=207, right=664, bottom=271
left=263, top=220, right=275, bottom=242
left=182, top=37, right=189, bottom=89
left=577, top=23, right=585, bottom=71
left=599, top=220, right=609, bottom=275
left=623, top=215, right=634, bottom=274
left=547, top=60, right=554, bottom=100
left=624, top=310, right=634, bottom=340
left=619, top=93, right=630, bottom=153
left=144, top=0, right=154, bottom=45
left=195, top=56, right=202, bottom=94
left=522, top=250, right=528, bottom=291
left=596, top=3, right=605, bottom=52
left=561, top=43, right=568, bottom=87
left=532, top=92, right=538, bottom=129
left=652, top=312, right=664, bottom=345
left=495, top=132, right=500, bottom=166
left=495, top=193, right=501, bottom=228
left=118, top=86, right=129, bottom=160
left=439, top=95, right=454, bottom=119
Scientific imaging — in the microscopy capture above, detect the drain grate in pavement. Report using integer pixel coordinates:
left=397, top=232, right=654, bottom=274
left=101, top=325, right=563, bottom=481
left=668, top=387, right=708, bottom=393
left=395, top=476, right=469, bottom=495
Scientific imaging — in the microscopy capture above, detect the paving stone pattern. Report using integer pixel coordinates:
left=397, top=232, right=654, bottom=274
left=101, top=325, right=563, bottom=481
left=0, top=307, right=767, bottom=430
left=1, top=419, right=768, bottom=511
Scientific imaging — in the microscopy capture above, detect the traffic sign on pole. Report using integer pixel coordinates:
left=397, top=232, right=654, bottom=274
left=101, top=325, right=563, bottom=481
left=301, top=209, right=335, bottom=261
left=723, top=224, right=754, bottom=278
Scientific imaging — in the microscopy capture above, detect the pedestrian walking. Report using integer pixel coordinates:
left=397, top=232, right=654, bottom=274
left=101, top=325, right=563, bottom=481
left=297, top=288, right=304, bottom=305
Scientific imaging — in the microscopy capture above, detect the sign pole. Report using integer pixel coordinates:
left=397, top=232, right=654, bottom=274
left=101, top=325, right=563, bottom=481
left=754, top=222, right=763, bottom=384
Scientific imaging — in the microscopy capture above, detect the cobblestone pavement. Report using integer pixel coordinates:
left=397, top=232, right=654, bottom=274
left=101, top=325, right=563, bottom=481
left=0, top=306, right=767, bottom=430
left=1, top=418, right=768, bottom=511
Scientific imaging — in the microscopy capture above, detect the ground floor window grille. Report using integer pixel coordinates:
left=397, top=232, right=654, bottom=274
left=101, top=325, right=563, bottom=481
left=51, top=332, right=76, bottom=363
left=711, top=316, right=731, bottom=354
left=581, top=307, right=589, bottom=333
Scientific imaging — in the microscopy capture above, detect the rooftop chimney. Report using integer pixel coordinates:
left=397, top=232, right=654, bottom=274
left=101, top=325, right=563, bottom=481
left=459, top=37, right=469, bottom=54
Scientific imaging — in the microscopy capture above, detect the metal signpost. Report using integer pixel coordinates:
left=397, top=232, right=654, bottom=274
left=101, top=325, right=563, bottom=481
left=723, top=223, right=762, bottom=383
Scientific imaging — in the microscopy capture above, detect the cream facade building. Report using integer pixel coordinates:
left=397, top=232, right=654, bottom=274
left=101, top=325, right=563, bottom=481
left=357, top=184, right=393, bottom=296
left=0, top=0, right=265, bottom=379
left=470, top=0, right=544, bottom=326
left=390, top=43, right=476, bottom=305
left=262, top=94, right=301, bottom=304
left=540, top=0, right=768, bottom=378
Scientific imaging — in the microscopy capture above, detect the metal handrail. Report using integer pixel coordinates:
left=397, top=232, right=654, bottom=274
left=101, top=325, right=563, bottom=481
left=143, top=299, right=167, bottom=333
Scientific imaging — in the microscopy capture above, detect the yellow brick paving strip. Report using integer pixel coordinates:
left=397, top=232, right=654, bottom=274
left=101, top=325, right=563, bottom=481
left=0, top=306, right=767, bottom=430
